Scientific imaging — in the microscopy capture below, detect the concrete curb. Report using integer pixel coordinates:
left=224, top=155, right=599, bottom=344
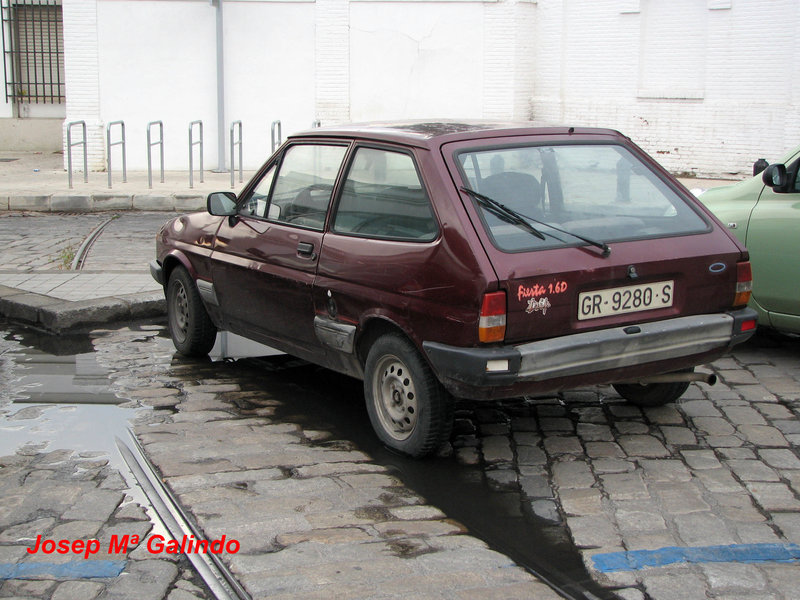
left=4, top=193, right=206, bottom=213
left=0, top=284, right=166, bottom=333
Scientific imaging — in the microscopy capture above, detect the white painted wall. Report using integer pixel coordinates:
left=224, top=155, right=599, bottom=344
left=63, top=0, right=536, bottom=171
left=223, top=0, right=316, bottom=164
left=60, top=0, right=800, bottom=177
left=92, top=0, right=316, bottom=171
left=95, top=0, right=217, bottom=172
left=349, top=2, right=485, bottom=121
left=66, top=0, right=316, bottom=171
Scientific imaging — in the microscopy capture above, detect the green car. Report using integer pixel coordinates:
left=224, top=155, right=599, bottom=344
left=700, top=145, right=800, bottom=335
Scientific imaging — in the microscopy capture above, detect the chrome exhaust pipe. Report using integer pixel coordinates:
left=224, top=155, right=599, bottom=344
left=618, top=372, right=717, bottom=386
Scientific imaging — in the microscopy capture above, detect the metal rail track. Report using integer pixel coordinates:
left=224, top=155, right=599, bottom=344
left=70, top=216, right=116, bottom=270
left=116, top=430, right=251, bottom=600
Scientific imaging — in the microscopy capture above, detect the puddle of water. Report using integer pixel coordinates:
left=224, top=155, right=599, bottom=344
left=1, top=404, right=136, bottom=459
left=0, top=324, right=155, bottom=518
left=221, top=355, right=613, bottom=600
left=3, top=325, right=96, bottom=356
left=11, top=350, right=122, bottom=405
left=1, top=326, right=133, bottom=458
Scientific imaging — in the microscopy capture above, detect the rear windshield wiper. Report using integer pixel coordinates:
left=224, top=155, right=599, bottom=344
left=461, top=187, right=611, bottom=257
left=460, top=187, right=545, bottom=240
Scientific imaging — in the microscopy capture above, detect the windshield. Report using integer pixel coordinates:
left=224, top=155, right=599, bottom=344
left=456, top=143, right=708, bottom=252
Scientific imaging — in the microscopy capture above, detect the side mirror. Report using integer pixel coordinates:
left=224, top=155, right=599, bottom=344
left=762, top=164, right=788, bottom=190
left=207, top=191, right=237, bottom=216
left=752, top=158, right=769, bottom=176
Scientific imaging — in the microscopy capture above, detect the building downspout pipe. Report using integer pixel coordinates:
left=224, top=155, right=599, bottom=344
left=212, top=0, right=226, bottom=172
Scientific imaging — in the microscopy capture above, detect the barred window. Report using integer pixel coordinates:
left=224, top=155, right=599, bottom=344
left=2, top=0, right=65, bottom=104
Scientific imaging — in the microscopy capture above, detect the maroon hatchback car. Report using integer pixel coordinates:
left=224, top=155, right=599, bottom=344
left=152, top=122, right=757, bottom=457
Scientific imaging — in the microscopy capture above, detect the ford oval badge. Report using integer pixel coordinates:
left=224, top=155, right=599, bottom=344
left=709, top=262, right=727, bottom=273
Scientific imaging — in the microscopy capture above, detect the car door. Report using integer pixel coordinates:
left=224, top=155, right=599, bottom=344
left=745, top=156, right=800, bottom=328
left=210, top=142, right=349, bottom=357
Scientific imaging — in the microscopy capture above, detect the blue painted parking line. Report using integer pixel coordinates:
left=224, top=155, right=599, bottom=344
left=593, top=543, right=800, bottom=573
left=0, top=560, right=126, bottom=580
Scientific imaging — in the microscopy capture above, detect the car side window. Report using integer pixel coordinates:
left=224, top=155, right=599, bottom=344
left=332, top=147, right=438, bottom=241
left=239, top=164, right=276, bottom=218
left=266, top=144, right=348, bottom=230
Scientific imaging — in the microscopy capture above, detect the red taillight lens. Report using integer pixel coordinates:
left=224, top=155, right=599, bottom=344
left=740, top=319, right=757, bottom=332
left=734, top=261, right=753, bottom=307
left=479, top=291, right=506, bottom=343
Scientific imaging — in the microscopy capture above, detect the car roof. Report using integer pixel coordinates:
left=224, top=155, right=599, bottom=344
left=288, top=121, right=628, bottom=149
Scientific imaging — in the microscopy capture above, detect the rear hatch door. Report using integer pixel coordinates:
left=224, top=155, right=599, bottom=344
left=442, top=134, right=745, bottom=344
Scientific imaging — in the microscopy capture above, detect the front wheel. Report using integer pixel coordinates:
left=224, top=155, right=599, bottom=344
left=612, top=371, right=692, bottom=407
left=364, top=333, right=453, bottom=458
left=166, top=266, right=217, bottom=357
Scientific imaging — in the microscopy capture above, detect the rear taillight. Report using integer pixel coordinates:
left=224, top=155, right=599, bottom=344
left=479, top=291, right=506, bottom=343
left=734, top=261, right=753, bottom=307
left=740, top=319, right=757, bottom=332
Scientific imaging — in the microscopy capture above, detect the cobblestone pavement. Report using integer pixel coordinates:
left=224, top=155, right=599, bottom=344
left=0, top=326, right=213, bottom=600
left=0, top=212, right=108, bottom=272
left=0, top=211, right=171, bottom=300
left=94, top=326, right=561, bottom=600
left=451, top=332, right=800, bottom=600
left=1, top=324, right=562, bottom=600
left=0, top=211, right=175, bottom=275
left=1, top=320, right=799, bottom=600
left=80, top=213, right=174, bottom=273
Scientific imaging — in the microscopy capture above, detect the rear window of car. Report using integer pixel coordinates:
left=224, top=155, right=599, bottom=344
left=456, top=143, right=709, bottom=252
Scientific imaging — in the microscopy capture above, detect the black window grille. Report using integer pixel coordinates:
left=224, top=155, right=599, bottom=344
left=1, top=0, right=64, bottom=104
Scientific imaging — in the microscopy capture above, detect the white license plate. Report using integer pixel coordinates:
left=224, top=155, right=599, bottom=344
left=578, top=280, right=674, bottom=320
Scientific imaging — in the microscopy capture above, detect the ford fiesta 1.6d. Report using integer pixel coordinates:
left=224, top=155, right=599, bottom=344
left=152, top=122, right=757, bottom=457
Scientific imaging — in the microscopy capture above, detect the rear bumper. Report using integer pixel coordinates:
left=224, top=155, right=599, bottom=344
left=423, top=308, right=758, bottom=399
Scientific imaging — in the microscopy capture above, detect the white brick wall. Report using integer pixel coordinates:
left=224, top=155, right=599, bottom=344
left=483, top=0, right=537, bottom=121
left=315, top=0, right=350, bottom=123
left=62, top=0, right=104, bottom=171
left=531, top=0, right=800, bottom=177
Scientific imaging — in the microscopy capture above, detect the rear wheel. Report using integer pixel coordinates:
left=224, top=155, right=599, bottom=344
left=612, top=371, right=692, bottom=407
left=166, top=266, right=217, bottom=357
left=364, top=333, right=453, bottom=458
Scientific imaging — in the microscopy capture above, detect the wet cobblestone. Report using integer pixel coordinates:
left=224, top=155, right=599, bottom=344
left=2, top=321, right=799, bottom=599
left=89, top=326, right=561, bottom=599
left=447, top=332, right=800, bottom=599
left=0, top=329, right=211, bottom=600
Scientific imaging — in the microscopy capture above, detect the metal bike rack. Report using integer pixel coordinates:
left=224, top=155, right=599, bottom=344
left=66, top=120, right=88, bottom=189
left=230, top=120, right=242, bottom=189
left=189, top=120, right=204, bottom=189
left=147, top=120, right=165, bottom=189
left=271, top=120, right=282, bottom=152
left=106, top=121, right=127, bottom=189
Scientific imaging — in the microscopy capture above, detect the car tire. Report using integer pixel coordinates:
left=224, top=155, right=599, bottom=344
left=612, top=372, right=692, bottom=407
left=364, top=333, right=453, bottom=458
left=166, top=266, right=217, bottom=357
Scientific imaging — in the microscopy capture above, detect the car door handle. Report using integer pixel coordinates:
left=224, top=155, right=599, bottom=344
left=297, top=241, right=317, bottom=260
